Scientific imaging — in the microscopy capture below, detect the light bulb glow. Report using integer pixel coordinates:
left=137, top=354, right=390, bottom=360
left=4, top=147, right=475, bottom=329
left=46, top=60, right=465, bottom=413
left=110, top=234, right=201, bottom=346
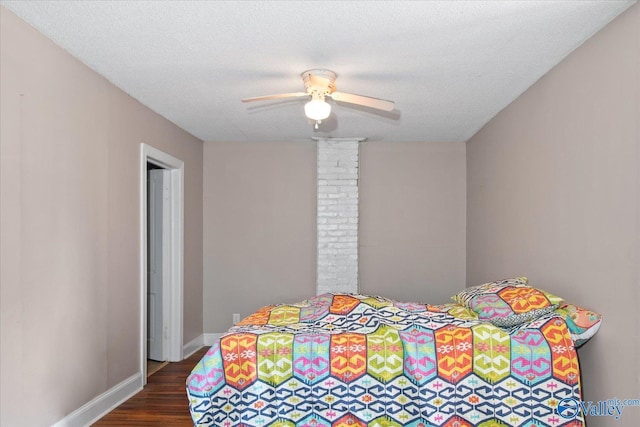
left=304, top=98, right=331, bottom=121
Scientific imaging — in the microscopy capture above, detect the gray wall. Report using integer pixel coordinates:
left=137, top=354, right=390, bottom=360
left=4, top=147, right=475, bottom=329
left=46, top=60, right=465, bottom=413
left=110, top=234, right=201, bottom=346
left=202, top=140, right=467, bottom=332
left=202, top=141, right=317, bottom=332
left=359, top=141, right=467, bottom=304
left=466, top=3, right=639, bottom=424
left=0, top=8, right=203, bottom=427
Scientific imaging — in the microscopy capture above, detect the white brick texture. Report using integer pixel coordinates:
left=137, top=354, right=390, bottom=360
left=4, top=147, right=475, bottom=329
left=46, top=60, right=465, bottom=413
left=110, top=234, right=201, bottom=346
left=315, top=138, right=365, bottom=295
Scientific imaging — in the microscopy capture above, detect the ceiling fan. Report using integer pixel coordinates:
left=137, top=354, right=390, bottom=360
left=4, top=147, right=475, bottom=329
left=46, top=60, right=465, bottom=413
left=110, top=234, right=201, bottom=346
left=241, top=69, right=395, bottom=129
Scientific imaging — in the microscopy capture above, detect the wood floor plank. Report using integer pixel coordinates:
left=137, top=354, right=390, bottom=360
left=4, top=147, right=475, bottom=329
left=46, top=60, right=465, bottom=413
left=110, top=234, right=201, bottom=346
left=93, top=347, right=207, bottom=426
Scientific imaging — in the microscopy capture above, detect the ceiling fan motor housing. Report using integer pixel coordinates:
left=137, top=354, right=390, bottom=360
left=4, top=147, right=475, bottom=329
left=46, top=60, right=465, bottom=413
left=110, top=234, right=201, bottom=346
left=302, top=69, right=337, bottom=96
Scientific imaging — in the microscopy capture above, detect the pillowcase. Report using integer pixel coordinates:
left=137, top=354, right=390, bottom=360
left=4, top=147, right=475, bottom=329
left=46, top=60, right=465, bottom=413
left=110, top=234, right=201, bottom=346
left=453, top=277, right=563, bottom=327
left=453, top=277, right=529, bottom=306
left=554, top=303, right=603, bottom=347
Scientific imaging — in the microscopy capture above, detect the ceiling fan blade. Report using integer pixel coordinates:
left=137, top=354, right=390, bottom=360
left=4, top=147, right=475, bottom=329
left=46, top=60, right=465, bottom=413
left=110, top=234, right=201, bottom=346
left=241, top=92, right=308, bottom=103
left=329, top=91, right=395, bottom=111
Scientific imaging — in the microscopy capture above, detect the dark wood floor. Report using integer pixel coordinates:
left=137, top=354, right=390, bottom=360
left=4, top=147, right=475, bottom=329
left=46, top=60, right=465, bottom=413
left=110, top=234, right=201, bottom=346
left=93, top=347, right=207, bottom=426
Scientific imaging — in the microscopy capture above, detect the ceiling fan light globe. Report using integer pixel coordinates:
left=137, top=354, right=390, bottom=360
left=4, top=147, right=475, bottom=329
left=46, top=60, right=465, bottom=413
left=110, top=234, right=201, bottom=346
left=304, top=99, right=331, bottom=121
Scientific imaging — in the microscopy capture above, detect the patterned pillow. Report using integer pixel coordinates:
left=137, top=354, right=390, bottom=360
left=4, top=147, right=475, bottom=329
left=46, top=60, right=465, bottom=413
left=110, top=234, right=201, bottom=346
left=554, top=303, right=603, bottom=347
left=453, top=277, right=529, bottom=306
left=453, top=277, right=563, bottom=327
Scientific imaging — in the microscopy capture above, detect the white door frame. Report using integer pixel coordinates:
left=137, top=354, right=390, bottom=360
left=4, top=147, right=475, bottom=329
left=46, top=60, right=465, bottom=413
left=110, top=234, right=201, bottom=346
left=140, top=143, right=184, bottom=385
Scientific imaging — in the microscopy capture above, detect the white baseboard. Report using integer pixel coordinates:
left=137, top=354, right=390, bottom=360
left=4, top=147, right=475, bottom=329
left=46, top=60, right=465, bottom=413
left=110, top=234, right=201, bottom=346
left=183, top=334, right=204, bottom=358
left=203, top=333, right=224, bottom=346
left=51, top=373, right=142, bottom=427
left=51, top=334, right=224, bottom=427
left=183, top=333, right=224, bottom=357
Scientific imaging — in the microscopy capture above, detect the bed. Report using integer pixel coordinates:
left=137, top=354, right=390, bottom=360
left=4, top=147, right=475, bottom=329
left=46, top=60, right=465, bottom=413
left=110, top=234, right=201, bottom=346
left=186, top=278, right=602, bottom=426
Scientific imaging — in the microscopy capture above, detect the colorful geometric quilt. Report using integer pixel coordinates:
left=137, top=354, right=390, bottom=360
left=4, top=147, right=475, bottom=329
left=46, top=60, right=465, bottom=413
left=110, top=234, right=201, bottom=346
left=187, top=293, right=584, bottom=426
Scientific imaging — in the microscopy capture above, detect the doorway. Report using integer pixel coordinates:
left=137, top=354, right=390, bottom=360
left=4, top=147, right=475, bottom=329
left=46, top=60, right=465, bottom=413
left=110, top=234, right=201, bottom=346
left=140, top=144, right=184, bottom=386
left=146, top=163, right=169, bottom=375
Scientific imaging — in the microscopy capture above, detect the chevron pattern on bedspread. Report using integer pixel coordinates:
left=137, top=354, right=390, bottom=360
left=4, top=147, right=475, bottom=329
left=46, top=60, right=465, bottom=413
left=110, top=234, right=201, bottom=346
left=187, top=293, right=584, bottom=426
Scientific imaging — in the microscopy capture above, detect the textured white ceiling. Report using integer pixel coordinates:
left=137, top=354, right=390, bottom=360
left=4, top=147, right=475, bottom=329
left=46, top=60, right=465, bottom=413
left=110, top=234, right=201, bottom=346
left=2, top=1, right=635, bottom=142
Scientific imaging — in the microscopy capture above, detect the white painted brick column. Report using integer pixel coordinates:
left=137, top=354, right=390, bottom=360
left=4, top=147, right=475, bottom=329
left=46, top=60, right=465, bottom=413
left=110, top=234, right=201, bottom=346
left=315, top=137, right=366, bottom=295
